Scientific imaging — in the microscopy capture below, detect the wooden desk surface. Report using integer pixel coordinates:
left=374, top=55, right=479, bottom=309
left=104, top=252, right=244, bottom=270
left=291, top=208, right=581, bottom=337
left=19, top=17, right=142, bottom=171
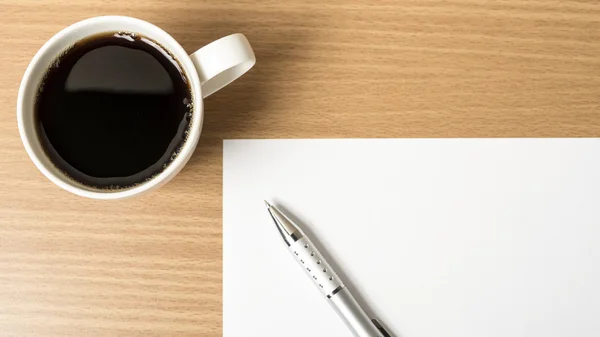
left=1, top=1, right=599, bottom=335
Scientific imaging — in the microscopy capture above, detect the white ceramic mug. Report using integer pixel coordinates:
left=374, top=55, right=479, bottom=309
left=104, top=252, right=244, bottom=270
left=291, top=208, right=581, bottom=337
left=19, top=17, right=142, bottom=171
left=17, top=16, right=255, bottom=199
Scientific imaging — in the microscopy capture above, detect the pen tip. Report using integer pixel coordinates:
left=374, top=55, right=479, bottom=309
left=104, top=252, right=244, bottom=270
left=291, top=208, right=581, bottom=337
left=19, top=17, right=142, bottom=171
left=264, top=200, right=271, bottom=208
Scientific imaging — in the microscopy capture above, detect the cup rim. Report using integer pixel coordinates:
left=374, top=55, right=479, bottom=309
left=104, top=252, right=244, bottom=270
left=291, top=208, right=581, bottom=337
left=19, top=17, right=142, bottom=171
left=17, top=16, right=205, bottom=200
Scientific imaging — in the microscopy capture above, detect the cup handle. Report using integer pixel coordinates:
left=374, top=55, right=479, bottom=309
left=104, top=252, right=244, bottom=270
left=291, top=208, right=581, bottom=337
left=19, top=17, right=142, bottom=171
left=189, top=33, right=256, bottom=98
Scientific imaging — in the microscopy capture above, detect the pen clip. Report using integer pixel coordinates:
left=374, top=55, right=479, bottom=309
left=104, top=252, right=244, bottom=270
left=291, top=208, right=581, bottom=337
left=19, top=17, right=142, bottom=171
left=371, top=318, right=392, bottom=337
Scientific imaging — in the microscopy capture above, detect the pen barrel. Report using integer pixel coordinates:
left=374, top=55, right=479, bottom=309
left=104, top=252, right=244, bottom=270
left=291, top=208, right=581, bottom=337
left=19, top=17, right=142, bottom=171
left=328, top=287, right=384, bottom=337
left=289, top=236, right=343, bottom=297
left=289, top=236, right=384, bottom=337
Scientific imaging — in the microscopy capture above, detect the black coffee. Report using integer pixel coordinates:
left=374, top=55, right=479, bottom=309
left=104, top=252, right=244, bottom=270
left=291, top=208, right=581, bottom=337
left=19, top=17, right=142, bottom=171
left=35, top=32, right=193, bottom=189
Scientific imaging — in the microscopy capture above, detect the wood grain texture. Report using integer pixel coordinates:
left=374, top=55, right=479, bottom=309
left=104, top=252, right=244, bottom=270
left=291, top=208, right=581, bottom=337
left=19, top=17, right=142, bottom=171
left=0, top=0, right=599, bottom=336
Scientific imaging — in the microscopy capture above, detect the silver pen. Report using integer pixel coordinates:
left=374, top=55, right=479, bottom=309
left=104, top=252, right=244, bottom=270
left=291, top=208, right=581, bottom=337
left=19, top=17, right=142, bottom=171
left=265, top=201, right=391, bottom=337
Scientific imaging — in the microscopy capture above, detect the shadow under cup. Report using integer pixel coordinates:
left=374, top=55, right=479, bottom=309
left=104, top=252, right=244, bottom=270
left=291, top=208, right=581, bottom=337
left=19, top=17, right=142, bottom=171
left=18, top=17, right=205, bottom=199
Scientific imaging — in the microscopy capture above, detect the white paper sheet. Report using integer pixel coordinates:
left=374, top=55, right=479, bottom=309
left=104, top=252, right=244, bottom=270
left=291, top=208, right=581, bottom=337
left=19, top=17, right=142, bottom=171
left=223, top=139, right=600, bottom=337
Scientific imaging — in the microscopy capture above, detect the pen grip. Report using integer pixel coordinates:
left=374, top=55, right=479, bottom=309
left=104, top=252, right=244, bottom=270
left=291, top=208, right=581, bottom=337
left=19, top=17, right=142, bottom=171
left=289, top=236, right=344, bottom=297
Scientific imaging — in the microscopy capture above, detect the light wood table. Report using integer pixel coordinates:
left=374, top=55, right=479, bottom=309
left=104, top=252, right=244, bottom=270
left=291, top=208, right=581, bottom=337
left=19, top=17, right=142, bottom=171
left=1, top=1, right=599, bottom=336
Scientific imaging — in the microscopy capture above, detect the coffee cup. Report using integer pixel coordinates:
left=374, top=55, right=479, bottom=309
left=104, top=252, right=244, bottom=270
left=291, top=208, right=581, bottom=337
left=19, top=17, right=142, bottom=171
left=17, top=16, right=255, bottom=199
